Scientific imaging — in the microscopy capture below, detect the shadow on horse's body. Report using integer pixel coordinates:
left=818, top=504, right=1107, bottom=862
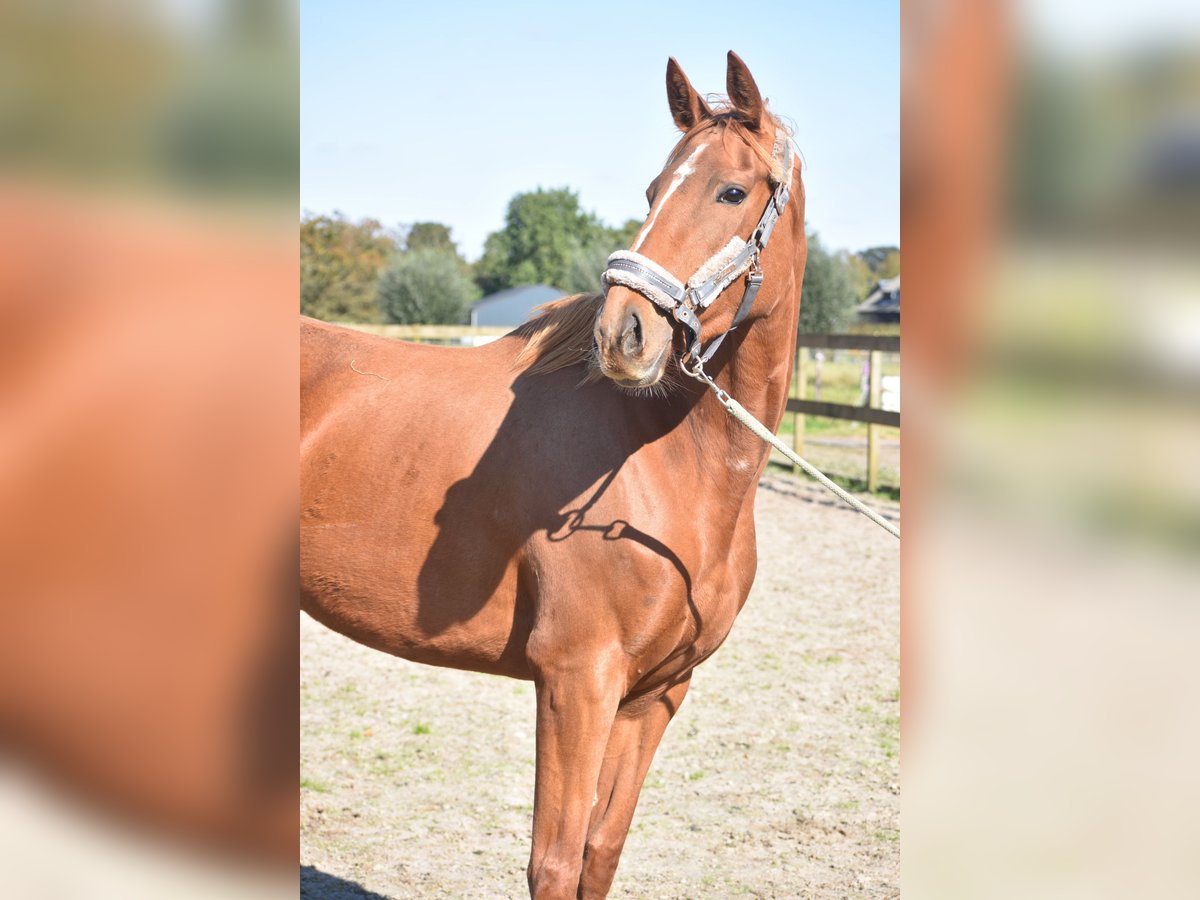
left=301, top=318, right=734, bottom=684
left=302, top=51, right=806, bottom=900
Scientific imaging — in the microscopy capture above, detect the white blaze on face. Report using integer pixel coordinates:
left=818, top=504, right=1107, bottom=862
left=631, top=142, right=708, bottom=252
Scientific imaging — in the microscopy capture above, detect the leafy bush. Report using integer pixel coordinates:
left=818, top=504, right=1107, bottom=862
left=377, top=248, right=480, bottom=325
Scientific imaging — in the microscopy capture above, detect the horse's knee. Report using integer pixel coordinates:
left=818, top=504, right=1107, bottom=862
left=584, top=832, right=621, bottom=870
left=527, top=853, right=582, bottom=900
left=578, top=834, right=624, bottom=898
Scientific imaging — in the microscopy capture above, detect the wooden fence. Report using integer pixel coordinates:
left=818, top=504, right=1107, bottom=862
left=788, top=333, right=900, bottom=492
left=337, top=323, right=900, bottom=491
left=338, top=323, right=510, bottom=341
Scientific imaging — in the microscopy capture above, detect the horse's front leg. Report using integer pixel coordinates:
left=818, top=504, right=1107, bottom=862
left=527, top=647, right=625, bottom=900
left=577, top=675, right=692, bottom=899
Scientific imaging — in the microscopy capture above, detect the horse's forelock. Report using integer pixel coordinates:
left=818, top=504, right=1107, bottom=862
left=666, top=106, right=791, bottom=184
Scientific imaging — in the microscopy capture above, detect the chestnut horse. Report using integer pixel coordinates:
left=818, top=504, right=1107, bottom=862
left=301, top=52, right=806, bottom=899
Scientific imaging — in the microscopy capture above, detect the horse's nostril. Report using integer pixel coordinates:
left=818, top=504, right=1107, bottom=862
left=623, top=309, right=644, bottom=355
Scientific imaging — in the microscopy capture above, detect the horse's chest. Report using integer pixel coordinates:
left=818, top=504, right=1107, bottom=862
left=686, top=571, right=748, bottom=654
left=624, top=534, right=756, bottom=689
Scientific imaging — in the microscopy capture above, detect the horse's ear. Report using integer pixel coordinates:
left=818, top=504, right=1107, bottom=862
left=725, top=51, right=764, bottom=130
left=666, top=58, right=713, bottom=132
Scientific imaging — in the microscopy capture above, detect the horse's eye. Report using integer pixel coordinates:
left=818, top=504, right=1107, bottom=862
left=718, top=187, right=747, bottom=205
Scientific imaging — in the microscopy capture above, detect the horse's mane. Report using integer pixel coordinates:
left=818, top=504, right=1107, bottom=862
left=511, top=292, right=605, bottom=383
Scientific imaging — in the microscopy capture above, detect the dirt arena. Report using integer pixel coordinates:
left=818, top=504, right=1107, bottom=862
left=301, top=470, right=899, bottom=899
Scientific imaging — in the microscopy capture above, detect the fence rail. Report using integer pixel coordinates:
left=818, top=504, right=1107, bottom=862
left=339, top=323, right=510, bottom=340
left=784, top=398, right=899, bottom=428
left=789, top=334, right=900, bottom=492
left=795, top=333, right=899, bottom=353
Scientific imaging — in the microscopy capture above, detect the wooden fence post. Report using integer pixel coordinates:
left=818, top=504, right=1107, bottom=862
left=792, top=344, right=806, bottom=473
left=866, top=350, right=882, bottom=492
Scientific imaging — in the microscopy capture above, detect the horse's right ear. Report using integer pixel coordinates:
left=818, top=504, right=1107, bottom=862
left=666, top=58, right=712, bottom=132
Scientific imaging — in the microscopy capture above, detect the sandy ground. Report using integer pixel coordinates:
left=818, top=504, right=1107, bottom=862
left=301, top=470, right=899, bottom=899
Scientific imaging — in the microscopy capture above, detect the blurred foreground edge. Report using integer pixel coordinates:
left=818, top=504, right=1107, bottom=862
left=904, top=1, right=1200, bottom=898
left=0, top=181, right=298, bottom=898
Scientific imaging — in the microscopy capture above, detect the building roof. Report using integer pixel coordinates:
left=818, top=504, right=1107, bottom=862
left=470, top=284, right=563, bottom=328
left=856, top=276, right=900, bottom=318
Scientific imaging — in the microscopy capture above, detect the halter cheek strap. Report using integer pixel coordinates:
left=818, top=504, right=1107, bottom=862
left=601, top=129, right=795, bottom=365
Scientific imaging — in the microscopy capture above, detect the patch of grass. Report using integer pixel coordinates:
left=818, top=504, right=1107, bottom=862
left=777, top=417, right=899, bottom=441
left=368, top=749, right=417, bottom=776
left=412, top=722, right=431, bottom=735
left=820, top=654, right=843, bottom=666
left=879, top=713, right=900, bottom=760
left=687, top=770, right=706, bottom=782
left=795, top=357, right=899, bottom=399
left=873, top=827, right=900, bottom=844
left=835, top=798, right=860, bottom=811
left=300, top=777, right=331, bottom=794
left=855, top=699, right=901, bottom=766
left=722, top=877, right=756, bottom=895
left=349, top=729, right=363, bottom=740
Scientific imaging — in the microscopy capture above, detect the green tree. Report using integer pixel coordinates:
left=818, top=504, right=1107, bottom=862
left=609, top=218, right=643, bottom=249
left=300, top=212, right=397, bottom=322
left=377, top=248, right=481, bottom=325
left=555, top=217, right=647, bottom=295
left=858, top=245, right=900, bottom=279
left=475, top=188, right=607, bottom=294
left=874, top=248, right=900, bottom=280
left=404, top=222, right=456, bottom=254
left=562, top=239, right=613, bottom=294
left=846, top=253, right=875, bottom=301
left=799, top=232, right=858, bottom=333
left=844, top=245, right=900, bottom=301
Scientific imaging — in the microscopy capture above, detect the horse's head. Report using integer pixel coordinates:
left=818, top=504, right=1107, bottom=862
left=594, top=51, right=802, bottom=389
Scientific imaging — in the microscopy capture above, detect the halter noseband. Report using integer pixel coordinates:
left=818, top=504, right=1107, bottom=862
left=601, top=128, right=795, bottom=369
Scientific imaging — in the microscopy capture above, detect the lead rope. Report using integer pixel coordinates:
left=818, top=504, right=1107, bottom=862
left=684, top=361, right=901, bottom=540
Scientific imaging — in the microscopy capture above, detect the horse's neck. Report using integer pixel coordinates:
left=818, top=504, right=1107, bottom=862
left=723, top=305, right=797, bottom=433
left=669, top=274, right=801, bottom=508
left=705, top=201, right=804, bottom=446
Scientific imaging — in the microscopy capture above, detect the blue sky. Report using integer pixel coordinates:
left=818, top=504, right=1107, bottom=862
left=301, top=0, right=898, bottom=260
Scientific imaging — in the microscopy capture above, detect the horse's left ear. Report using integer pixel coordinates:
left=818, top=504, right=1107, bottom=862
left=726, top=51, right=764, bottom=130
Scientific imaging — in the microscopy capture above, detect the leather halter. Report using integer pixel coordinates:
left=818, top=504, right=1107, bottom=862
left=601, top=128, right=795, bottom=367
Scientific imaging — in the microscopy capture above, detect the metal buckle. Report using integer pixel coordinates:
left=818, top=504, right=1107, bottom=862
left=680, top=355, right=730, bottom=405
left=672, top=301, right=699, bottom=329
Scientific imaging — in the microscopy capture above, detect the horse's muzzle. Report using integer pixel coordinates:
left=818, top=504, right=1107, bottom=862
left=593, top=286, right=674, bottom=387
